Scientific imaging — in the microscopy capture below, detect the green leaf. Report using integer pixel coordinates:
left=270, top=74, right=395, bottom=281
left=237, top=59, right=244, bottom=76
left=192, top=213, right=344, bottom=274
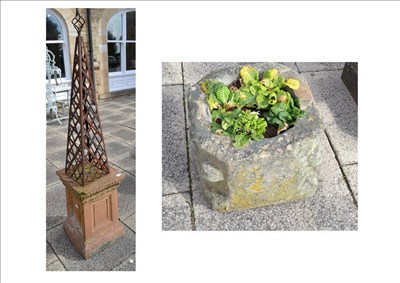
left=274, top=76, right=285, bottom=88
left=240, top=66, right=259, bottom=85
left=268, top=92, right=277, bottom=105
left=250, top=85, right=257, bottom=95
left=207, top=93, right=221, bottom=110
left=285, top=79, right=300, bottom=90
left=215, top=84, right=230, bottom=104
left=256, top=94, right=269, bottom=109
left=263, top=68, right=279, bottom=80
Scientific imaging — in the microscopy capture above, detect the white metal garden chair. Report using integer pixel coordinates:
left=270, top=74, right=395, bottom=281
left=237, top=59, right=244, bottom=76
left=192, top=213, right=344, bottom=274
left=46, top=47, right=71, bottom=124
left=46, top=47, right=62, bottom=85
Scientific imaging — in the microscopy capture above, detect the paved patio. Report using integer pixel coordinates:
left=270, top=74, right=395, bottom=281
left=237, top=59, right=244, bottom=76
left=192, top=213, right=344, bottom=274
left=46, top=94, right=136, bottom=271
left=162, top=62, right=358, bottom=231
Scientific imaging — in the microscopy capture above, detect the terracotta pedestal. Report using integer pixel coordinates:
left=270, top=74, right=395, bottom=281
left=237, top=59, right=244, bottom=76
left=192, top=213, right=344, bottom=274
left=56, top=167, right=125, bottom=259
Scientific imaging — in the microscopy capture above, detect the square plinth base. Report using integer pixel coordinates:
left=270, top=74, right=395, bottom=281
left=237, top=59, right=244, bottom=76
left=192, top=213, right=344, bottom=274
left=57, top=167, right=125, bottom=259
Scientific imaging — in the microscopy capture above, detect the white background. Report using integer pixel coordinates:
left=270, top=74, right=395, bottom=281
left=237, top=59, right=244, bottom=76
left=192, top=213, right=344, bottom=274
left=1, top=1, right=400, bottom=283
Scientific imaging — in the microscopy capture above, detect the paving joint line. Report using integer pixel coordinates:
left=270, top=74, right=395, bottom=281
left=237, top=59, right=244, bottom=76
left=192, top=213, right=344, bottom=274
left=294, top=62, right=301, bottom=73
left=341, top=162, right=358, bottom=167
left=300, top=68, right=344, bottom=74
left=117, top=123, right=135, bottom=130
left=324, top=130, right=358, bottom=208
left=46, top=221, right=64, bottom=231
left=120, top=219, right=136, bottom=234
left=46, top=240, right=68, bottom=271
left=181, top=62, right=196, bottom=231
left=162, top=190, right=191, bottom=197
left=162, top=83, right=184, bottom=87
left=111, top=253, right=136, bottom=271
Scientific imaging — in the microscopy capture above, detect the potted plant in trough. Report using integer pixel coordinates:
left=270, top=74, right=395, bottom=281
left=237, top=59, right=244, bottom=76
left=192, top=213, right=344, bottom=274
left=187, top=63, right=324, bottom=212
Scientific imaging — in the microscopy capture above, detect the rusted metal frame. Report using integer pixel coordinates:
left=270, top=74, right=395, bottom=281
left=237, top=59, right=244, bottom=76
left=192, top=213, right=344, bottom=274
left=65, top=36, right=80, bottom=171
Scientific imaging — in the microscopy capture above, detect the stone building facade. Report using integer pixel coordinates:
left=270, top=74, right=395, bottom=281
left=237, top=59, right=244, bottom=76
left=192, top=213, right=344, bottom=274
left=46, top=8, right=136, bottom=99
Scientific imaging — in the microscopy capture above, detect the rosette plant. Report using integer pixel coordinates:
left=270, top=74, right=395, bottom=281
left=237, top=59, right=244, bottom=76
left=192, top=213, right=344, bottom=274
left=201, top=66, right=306, bottom=147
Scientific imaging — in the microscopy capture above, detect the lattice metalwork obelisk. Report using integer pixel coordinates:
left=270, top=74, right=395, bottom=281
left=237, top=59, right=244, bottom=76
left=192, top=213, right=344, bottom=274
left=65, top=9, right=110, bottom=186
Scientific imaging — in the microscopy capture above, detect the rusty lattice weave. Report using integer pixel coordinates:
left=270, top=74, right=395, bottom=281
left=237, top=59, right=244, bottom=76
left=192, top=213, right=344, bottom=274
left=65, top=10, right=110, bottom=186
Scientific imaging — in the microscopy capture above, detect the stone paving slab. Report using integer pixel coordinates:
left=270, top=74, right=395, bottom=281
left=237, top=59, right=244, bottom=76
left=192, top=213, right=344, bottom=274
left=104, top=138, right=135, bottom=161
left=302, top=71, right=358, bottom=165
left=117, top=173, right=136, bottom=221
left=162, top=192, right=192, bottom=231
left=105, top=126, right=135, bottom=147
left=47, top=123, right=68, bottom=138
left=326, top=126, right=358, bottom=165
left=121, top=212, right=136, bottom=232
left=46, top=130, right=66, bottom=154
left=46, top=160, right=61, bottom=187
left=46, top=224, right=135, bottom=271
left=46, top=260, right=66, bottom=271
left=342, top=164, right=358, bottom=203
left=191, top=134, right=357, bottom=231
left=296, top=62, right=345, bottom=72
left=46, top=148, right=66, bottom=169
left=162, top=62, right=183, bottom=85
left=162, top=85, right=190, bottom=195
left=111, top=150, right=136, bottom=176
left=46, top=242, right=58, bottom=266
left=46, top=182, right=66, bottom=230
left=111, top=254, right=136, bottom=271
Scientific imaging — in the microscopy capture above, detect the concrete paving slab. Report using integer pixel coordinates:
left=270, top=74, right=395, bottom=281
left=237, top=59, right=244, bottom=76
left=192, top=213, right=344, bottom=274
left=47, top=224, right=135, bottom=271
left=111, top=150, right=136, bottom=176
left=104, top=138, right=134, bottom=161
left=121, top=213, right=135, bottom=232
left=297, top=62, right=345, bottom=72
left=162, top=62, right=183, bottom=85
left=302, top=71, right=357, bottom=165
left=106, top=126, right=135, bottom=147
left=303, top=134, right=358, bottom=230
left=46, top=130, right=66, bottom=154
left=46, top=242, right=58, bottom=266
left=47, top=123, right=68, bottom=138
left=46, top=148, right=66, bottom=169
left=117, top=173, right=136, bottom=221
left=162, top=85, right=190, bottom=195
left=46, top=260, right=66, bottom=271
left=47, top=160, right=61, bottom=187
left=111, top=254, right=136, bottom=271
left=162, top=193, right=192, bottom=231
left=326, top=126, right=358, bottom=165
left=302, top=71, right=358, bottom=130
left=46, top=183, right=66, bottom=230
left=342, top=164, right=358, bottom=203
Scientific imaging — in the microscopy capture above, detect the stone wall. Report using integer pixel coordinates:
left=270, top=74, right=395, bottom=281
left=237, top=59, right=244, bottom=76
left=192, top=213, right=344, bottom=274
left=52, top=8, right=133, bottom=99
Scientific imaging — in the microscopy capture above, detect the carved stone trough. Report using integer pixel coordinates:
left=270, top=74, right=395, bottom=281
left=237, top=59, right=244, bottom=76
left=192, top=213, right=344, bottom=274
left=187, top=63, right=324, bottom=212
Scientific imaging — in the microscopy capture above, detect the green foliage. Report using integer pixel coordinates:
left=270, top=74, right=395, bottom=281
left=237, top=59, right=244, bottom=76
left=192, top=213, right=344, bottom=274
left=232, top=111, right=267, bottom=148
left=200, top=66, right=306, bottom=147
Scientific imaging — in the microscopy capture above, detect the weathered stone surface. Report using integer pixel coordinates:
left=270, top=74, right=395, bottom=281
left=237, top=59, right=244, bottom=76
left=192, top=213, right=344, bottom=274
left=191, top=134, right=357, bottom=230
left=162, top=193, right=192, bottom=230
left=162, top=62, right=183, bottom=85
left=47, top=182, right=67, bottom=230
left=187, top=63, right=325, bottom=212
left=343, top=164, right=358, bottom=203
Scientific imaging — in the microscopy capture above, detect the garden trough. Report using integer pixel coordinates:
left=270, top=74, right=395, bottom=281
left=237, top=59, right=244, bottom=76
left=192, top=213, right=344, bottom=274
left=187, top=63, right=325, bottom=212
